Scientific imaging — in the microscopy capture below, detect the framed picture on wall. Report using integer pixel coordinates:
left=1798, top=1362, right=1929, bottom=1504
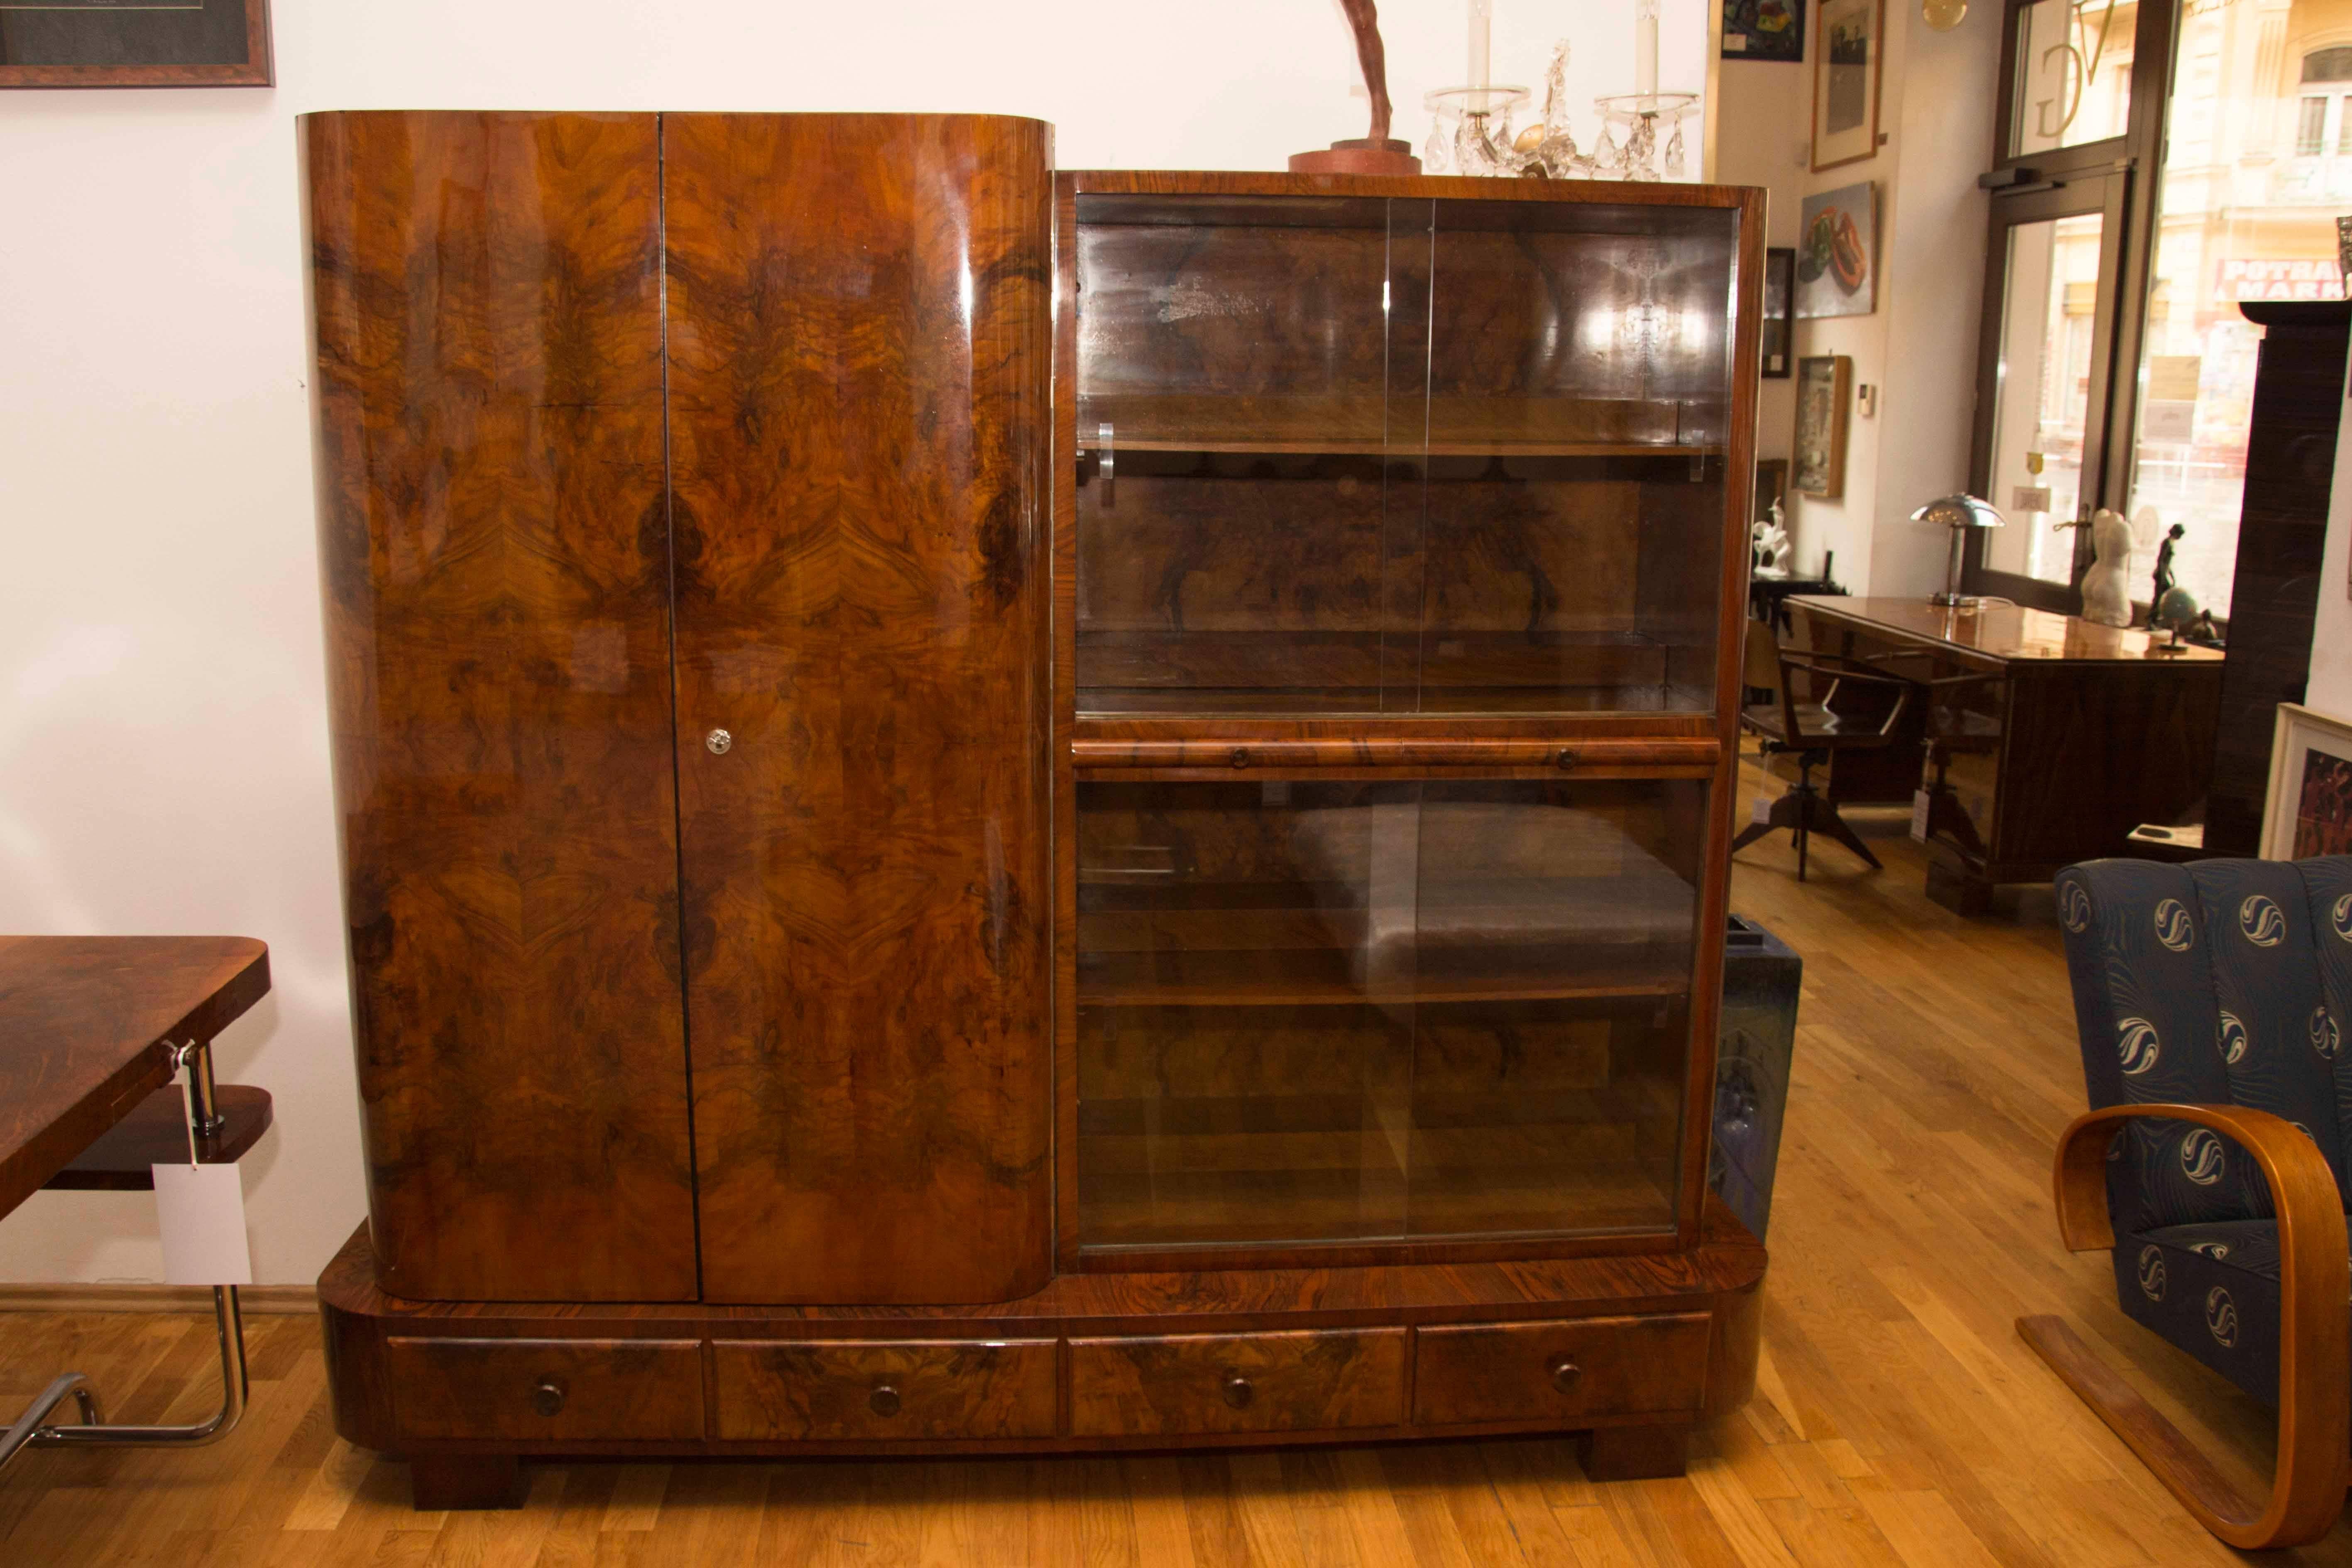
left=2260, top=703, right=2352, bottom=859
left=0, top=0, right=270, bottom=88
left=1795, top=183, right=1876, bottom=318
left=1755, top=457, right=1790, bottom=523
left=1723, top=0, right=1806, bottom=61
left=1793, top=355, right=1851, bottom=499
left=1762, top=248, right=1796, bottom=377
left=1810, top=0, right=1882, bottom=171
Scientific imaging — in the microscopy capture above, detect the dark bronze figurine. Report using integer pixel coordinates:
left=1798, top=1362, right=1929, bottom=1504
left=1291, top=0, right=1420, bottom=174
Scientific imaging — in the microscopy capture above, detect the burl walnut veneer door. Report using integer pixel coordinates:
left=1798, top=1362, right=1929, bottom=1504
left=304, top=112, right=698, bottom=1301
left=664, top=114, right=1055, bottom=1304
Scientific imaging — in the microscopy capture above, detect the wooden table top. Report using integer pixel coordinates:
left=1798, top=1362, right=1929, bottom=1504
left=0, top=935, right=270, bottom=1221
left=1789, top=596, right=2227, bottom=666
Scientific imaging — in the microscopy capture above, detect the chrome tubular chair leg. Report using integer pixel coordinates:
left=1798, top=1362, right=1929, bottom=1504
left=2, top=1038, right=252, bottom=1470
left=0, top=1376, right=103, bottom=1472
left=31, top=1284, right=248, bottom=1450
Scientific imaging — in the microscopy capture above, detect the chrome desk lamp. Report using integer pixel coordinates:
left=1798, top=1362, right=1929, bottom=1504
left=1912, top=494, right=2004, bottom=608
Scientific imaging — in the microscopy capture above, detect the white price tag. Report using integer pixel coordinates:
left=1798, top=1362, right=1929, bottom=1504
left=1752, top=795, right=1774, bottom=825
left=1910, top=789, right=1932, bottom=843
left=152, top=1163, right=252, bottom=1285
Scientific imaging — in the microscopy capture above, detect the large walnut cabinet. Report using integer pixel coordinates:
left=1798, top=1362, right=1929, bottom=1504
left=303, top=111, right=1766, bottom=1506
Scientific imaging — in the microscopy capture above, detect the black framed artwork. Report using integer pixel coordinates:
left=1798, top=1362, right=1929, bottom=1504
left=1762, top=248, right=1795, bottom=378
left=0, top=0, right=271, bottom=88
left=1722, top=0, right=1805, bottom=62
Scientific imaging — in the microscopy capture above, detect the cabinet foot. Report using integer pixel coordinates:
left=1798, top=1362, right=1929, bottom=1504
left=1575, top=1423, right=1690, bottom=1481
left=411, top=1452, right=524, bottom=1510
left=1925, top=859, right=1996, bottom=917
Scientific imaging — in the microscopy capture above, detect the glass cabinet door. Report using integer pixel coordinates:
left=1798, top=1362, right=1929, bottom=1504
left=1074, top=777, right=1703, bottom=1252
left=1072, top=194, right=1738, bottom=717
left=1417, top=201, right=1736, bottom=714
left=1074, top=194, right=1432, bottom=715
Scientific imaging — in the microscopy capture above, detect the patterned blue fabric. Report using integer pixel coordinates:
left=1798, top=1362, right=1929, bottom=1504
left=2112, top=1220, right=2283, bottom=1406
left=2056, top=862, right=2243, bottom=1230
left=2058, top=855, right=2352, bottom=1411
left=2295, top=858, right=2352, bottom=1150
left=2188, top=861, right=2352, bottom=1211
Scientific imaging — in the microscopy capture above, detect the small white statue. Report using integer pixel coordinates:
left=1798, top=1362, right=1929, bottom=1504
left=1750, top=500, right=1792, bottom=575
left=2077, top=507, right=2134, bottom=627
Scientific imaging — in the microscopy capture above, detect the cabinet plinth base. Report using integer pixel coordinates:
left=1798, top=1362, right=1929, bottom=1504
left=411, top=1453, right=524, bottom=1511
left=1576, top=1423, right=1691, bottom=1480
left=319, top=1209, right=1765, bottom=1508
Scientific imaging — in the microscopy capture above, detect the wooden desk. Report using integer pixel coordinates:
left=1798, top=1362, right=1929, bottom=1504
left=1787, top=598, right=2224, bottom=913
left=0, top=935, right=272, bottom=1471
left=0, top=936, right=271, bottom=1218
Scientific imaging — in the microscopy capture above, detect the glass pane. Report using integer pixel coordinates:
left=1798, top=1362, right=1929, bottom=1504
left=1980, top=210, right=2105, bottom=585
left=1070, top=194, right=1735, bottom=717
left=1419, top=202, right=1735, bottom=714
left=1073, top=777, right=1699, bottom=1251
left=2009, top=0, right=2137, bottom=159
left=1073, top=195, right=1429, bottom=716
left=2124, top=0, right=2350, bottom=621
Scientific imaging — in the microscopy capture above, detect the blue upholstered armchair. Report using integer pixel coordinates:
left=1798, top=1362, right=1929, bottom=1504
left=2032, top=857, right=2352, bottom=1549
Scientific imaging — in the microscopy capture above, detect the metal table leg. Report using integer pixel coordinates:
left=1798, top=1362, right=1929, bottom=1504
left=0, top=1040, right=250, bottom=1473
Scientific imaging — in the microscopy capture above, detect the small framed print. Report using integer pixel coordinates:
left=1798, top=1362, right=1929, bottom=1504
left=1723, top=0, right=1806, bottom=62
left=0, top=0, right=271, bottom=88
left=1793, top=355, right=1851, bottom=499
left=2260, top=703, right=2352, bottom=859
left=1761, top=248, right=1795, bottom=378
left=1810, top=0, right=1883, bottom=172
left=1755, top=457, right=1789, bottom=523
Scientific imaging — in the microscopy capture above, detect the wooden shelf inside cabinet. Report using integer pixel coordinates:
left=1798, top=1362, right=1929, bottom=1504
left=1077, top=1161, right=1678, bottom=1250
left=1075, top=947, right=1689, bottom=1008
left=1079, top=395, right=1721, bottom=458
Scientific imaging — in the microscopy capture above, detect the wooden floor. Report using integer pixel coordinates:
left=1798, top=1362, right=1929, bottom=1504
left=6, top=781, right=2350, bottom=1565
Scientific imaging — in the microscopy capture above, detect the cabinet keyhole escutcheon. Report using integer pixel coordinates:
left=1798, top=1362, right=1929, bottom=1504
left=705, top=729, right=733, bottom=755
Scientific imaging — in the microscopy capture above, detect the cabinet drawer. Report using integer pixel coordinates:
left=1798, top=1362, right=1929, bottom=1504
left=1413, top=1314, right=1711, bottom=1426
left=1069, top=1328, right=1405, bottom=1437
left=386, top=1338, right=704, bottom=1442
left=711, top=1339, right=1057, bottom=1441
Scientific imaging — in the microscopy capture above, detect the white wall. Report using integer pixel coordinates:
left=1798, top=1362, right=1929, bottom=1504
left=0, top=2, right=1705, bottom=1286
left=1714, top=3, right=2001, bottom=591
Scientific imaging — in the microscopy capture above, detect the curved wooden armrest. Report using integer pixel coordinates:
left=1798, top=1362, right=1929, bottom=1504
left=2022, top=1102, right=2350, bottom=1550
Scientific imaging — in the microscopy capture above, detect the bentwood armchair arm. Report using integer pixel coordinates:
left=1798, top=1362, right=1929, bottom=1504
left=2023, top=1102, right=2350, bottom=1551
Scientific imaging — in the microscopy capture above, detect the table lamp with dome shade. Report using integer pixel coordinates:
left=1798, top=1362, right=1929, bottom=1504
left=1912, top=494, right=2005, bottom=608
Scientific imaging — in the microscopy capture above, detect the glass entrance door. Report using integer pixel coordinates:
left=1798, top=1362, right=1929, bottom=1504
left=1967, top=175, right=2128, bottom=606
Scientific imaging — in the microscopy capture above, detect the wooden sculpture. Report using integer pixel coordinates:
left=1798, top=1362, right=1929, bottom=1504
left=1291, top=0, right=1421, bottom=174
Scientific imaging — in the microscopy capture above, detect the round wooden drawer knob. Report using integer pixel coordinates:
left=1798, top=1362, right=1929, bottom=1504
left=531, top=1378, right=568, bottom=1417
left=869, top=1383, right=902, bottom=1418
left=1546, top=1353, right=1581, bottom=1394
left=1229, top=747, right=1253, bottom=769
left=1221, top=1374, right=1256, bottom=1410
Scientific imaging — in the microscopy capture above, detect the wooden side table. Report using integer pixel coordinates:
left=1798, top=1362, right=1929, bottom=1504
left=0, top=936, right=272, bottom=1470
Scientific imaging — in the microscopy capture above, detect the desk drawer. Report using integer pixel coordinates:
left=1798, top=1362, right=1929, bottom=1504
left=712, top=1339, right=1057, bottom=1441
left=1068, top=1328, right=1405, bottom=1437
left=386, top=1337, right=704, bottom=1442
left=1412, top=1314, right=1710, bottom=1426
